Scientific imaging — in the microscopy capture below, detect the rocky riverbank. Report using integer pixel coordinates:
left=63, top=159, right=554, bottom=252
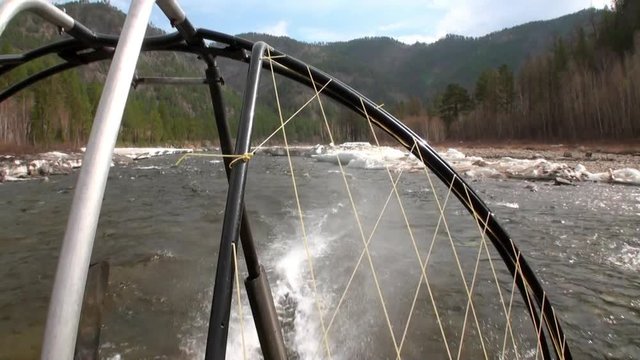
left=442, top=145, right=640, bottom=174
left=264, top=142, right=640, bottom=186
left=1, top=152, right=83, bottom=182
left=2, top=144, right=638, bottom=186
left=0, top=148, right=192, bottom=182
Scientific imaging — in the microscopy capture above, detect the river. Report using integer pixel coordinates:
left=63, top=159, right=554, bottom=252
left=0, top=154, right=638, bottom=359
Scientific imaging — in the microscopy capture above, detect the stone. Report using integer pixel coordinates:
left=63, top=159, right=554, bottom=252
left=38, top=162, right=51, bottom=176
left=472, top=159, right=490, bottom=167
left=554, top=177, right=574, bottom=186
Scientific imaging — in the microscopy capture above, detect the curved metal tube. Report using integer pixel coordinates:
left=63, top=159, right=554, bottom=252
left=249, top=45, right=561, bottom=359
left=0, top=43, right=197, bottom=102
left=205, top=41, right=275, bottom=360
left=0, top=30, right=185, bottom=73
left=0, top=0, right=74, bottom=35
left=0, top=61, right=78, bottom=100
left=156, top=0, right=185, bottom=25
left=196, top=29, right=567, bottom=359
left=0, top=39, right=79, bottom=75
left=40, top=0, right=156, bottom=358
left=0, top=0, right=188, bottom=41
left=0, top=20, right=571, bottom=359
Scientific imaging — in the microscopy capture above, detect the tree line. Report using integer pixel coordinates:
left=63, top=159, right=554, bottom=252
left=0, top=3, right=364, bottom=151
left=0, top=54, right=218, bottom=149
left=0, top=1, right=637, bottom=150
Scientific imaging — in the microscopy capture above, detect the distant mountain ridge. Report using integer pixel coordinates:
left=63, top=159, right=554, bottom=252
left=2, top=2, right=600, bottom=102
left=0, top=2, right=602, bottom=147
left=233, top=8, right=600, bottom=102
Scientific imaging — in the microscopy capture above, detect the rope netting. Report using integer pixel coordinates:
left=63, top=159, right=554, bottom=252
left=179, top=51, right=567, bottom=360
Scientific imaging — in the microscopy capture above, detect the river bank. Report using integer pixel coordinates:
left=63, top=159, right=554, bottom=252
left=436, top=142, right=640, bottom=174
left=266, top=142, right=640, bottom=185
left=0, top=148, right=193, bottom=182
left=1, top=143, right=639, bottom=185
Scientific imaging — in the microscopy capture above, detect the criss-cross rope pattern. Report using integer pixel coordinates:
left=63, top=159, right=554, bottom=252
left=266, top=48, right=334, bottom=359
left=0, top=18, right=571, bottom=359
left=225, top=48, right=566, bottom=359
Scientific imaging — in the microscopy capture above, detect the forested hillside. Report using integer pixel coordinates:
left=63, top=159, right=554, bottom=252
left=440, top=0, right=640, bottom=141
left=232, top=10, right=600, bottom=103
left=0, top=1, right=609, bottom=149
left=0, top=2, right=219, bottom=149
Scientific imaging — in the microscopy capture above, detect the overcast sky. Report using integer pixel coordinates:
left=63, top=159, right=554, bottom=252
left=113, top=0, right=612, bottom=44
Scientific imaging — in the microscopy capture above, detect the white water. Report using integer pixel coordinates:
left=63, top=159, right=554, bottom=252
left=5, top=144, right=638, bottom=186
left=112, top=147, right=193, bottom=159
left=310, top=143, right=640, bottom=185
left=178, top=206, right=341, bottom=360
left=2, top=154, right=638, bottom=359
left=607, top=243, right=640, bottom=271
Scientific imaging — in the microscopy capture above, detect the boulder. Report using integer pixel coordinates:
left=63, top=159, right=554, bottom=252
left=554, top=177, right=574, bottom=186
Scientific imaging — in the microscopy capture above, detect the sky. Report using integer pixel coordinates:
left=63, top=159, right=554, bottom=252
left=113, top=0, right=612, bottom=44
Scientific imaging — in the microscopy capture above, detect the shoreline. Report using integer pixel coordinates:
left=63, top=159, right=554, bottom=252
left=2, top=140, right=639, bottom=155
left=1, top=143, right=638, bottom=185
left=433, top=145, right=640, bottom=174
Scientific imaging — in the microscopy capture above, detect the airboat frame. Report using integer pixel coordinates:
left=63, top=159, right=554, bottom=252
left=0, top=1, right=571, bottom=359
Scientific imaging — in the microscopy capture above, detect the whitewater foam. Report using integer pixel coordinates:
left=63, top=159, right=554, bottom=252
left=176, top=208, right=339, bottom=359
left=495, top=202, right=520, bottom=209
left=307, top=143, right=640, bottom=186
left=111, top=147, right=193, bottom=159
left=271, top=211, right=336, bottom=359
left=607, top=243, right=640, bottom=271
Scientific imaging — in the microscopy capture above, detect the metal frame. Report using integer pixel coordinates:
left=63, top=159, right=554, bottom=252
left=204, top=41, right=286, bottom=359
left=0, top=1, right=571, bottom=359
left=204, top=52, right=287, bottom=360
left=35, top=1, right=155, bottom=359
left=132, top=76, right=210, bottom=87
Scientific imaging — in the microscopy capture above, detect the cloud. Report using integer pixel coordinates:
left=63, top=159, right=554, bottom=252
left=377, top=21, right=411, bottom=32
left=433, top=0, right=607, bottom=38
left=591, top=0, right=613, bottom=7
left=107, top=0, right=611, bottom=44
left=396, top=34, right=442, bottom=45
left=298, top=27, right=363, bottom=42
left=260, top=20, right=288, bottom=36
left=294, top=0, right=604, bottom=44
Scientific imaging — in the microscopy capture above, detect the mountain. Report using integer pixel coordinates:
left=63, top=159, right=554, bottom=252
left=0, top=2, right=601, bottom=148
left=234, top=9, right=600, bottom=103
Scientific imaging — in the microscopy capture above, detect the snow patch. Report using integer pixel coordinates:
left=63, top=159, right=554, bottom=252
left=608, top=244, right=640, bottom=271
left=313, top=142, right=409, bottom=170
left=442, top=148, right=466, bottom=160
left=111, top=147, right=193, bottom=160
left=303, top=143, right=640, bottom=186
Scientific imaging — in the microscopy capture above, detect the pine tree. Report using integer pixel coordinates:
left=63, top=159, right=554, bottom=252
left=438, top=83, right=473, bottom=128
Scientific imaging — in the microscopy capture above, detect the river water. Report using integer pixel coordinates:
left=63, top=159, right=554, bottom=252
left=0, top=154, right=638, bottom=359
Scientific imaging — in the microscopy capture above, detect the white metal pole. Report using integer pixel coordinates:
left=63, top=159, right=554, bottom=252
left=156, top=0, right=185, bottom=24
left=40, top=0, right=155, bottom=358
left=0, top=0, right=74, bottom=35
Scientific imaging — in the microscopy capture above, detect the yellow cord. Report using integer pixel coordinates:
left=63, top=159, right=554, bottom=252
left=174, top=152, right=254, bottom=167
left=229, top=153, right=254, bottom=168
left=232, top=243, right=248, bottom=360
left=267, top=48, right=334, bottom=359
